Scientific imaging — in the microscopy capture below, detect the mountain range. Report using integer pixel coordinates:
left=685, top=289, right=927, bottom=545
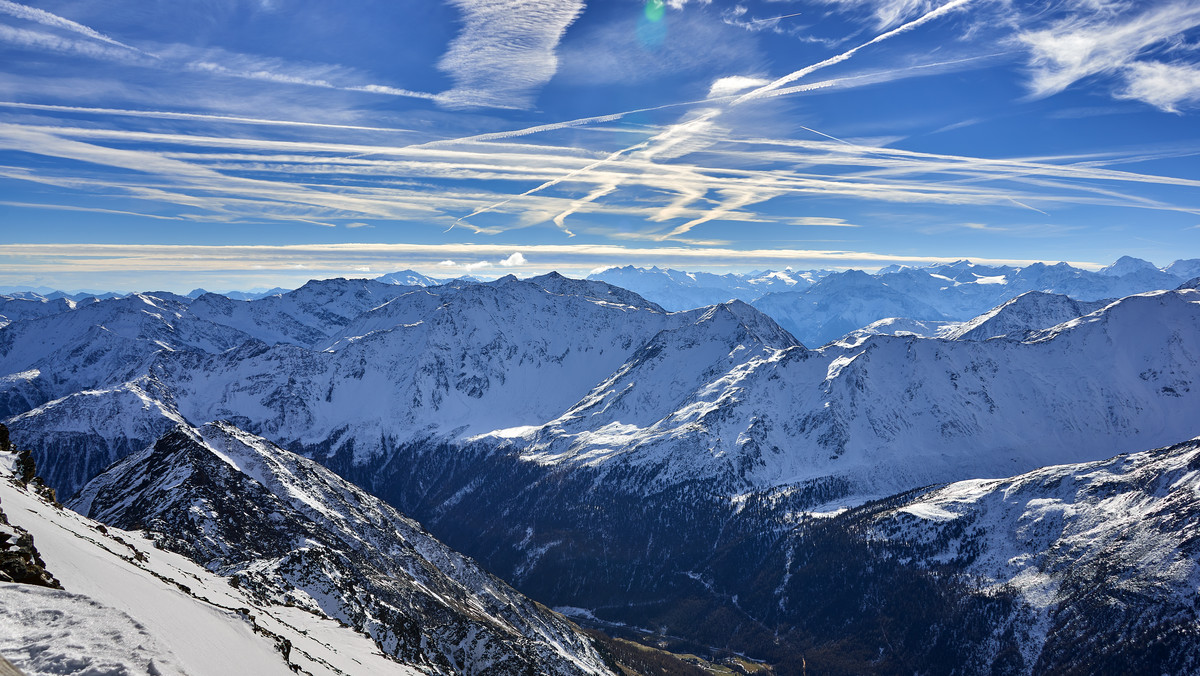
left=590, top=256, right=1200, bottom=345
left=2, top=262, right=1199, bottom=674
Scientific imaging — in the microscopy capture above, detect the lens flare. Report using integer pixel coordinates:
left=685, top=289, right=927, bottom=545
left=644, top=0, right=664, bottom=22
left=639, top=0, right=667, bottom=48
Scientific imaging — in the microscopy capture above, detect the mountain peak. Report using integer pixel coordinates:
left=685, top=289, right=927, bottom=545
left=374, top=269, right=441, bottom=287
left=1098, top=255, right=1159, bottom=277
left=704, top=300, right=802, bottom=349
left=944, top=290, right=1110, bottom=341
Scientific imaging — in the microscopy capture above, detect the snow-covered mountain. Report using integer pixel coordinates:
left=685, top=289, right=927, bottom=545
left=835, top=316, right=959, bottom=343
left=70, top=422, right=612, bottom=675
left=1166, top=259, right=1200, bottom=280
left=0, top=446, right=427, bottom=675
left=0, top=295, right=92, bottom=328
left=1096, top=255, right=1179, bottom=284
left=940, top=290, right=1112, bottom=341
left=8, top=274, right=1200, bottom=511
left=5, top=273, right=682, bottom=496
left=188, top=277, right=422, bottom=348
left=588, top=258, right=1199, bottom=345
left=168, top=274, right=676, bottom=457
left=753, top=269, right=949, bottom=345
left=5, top=267, right=1200, bottom=673
left=502, top=288, right=1200, bottom=501
left=857, top=435, right=1200, bottom=672
left=754, top=257, right=1200, bottom=345
left=586, top=265, right=824, bottom=311
left=0, top=293, right=253, bottom=417
left=627, top=434, right=1200, bottom=674
left=375, top=269, right=446, bottom=287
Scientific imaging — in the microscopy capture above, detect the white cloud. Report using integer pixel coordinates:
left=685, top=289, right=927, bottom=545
left=182, top=54, right=438, bottom=102
left=0, top=242, right=1101, bottom=278
left=555, top=8, right=759, bottom=86
left=819, top=0, right=943, bottom=29
left=0, top=101, right=414, bottom=133
left=6, top=76, right=1200, bottom=247
left=1117, top=61, right=1200, bottom=113
left=708, top=75, right=771, bottom=98
left=720, top=7, right=810, bottom=35
left=0, top=24, right=438, bottom=104
left=1018, top=2, right=1200, bottom=100
left=436, top=0, right=585, bottom=109
left=498, top=252, right=528, bottom=267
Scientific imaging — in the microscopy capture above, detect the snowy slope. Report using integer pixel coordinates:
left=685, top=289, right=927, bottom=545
left=188, top=277, right=417, bottom=347
left=376, top=269, right=445, bottom=287
left=514, top=288, right=1200, bottom=502
left=0, top=295, right=80, bottom=328
left=161, top=274, right=677, bottom=458
left=859, top=435, right=1200, bottom=672
left=0, top=294, right=252, bottom=416
left=70, top=422, right=613, bottom=675
left=941, top=291, right=1111, bottom=341
left=835, top=316, right=960, bottom=344
left=4, top=275, right=684, bottom=496
left=741, top=258, right=1194, bottom=344
left=586, top=265, right=817, bottom=311
left=10, top=278, right=1200, bottom=511
left=0, top=451, right=422, bottom=676
left=513, top=301, right=799, bottom=453
left=753, top=269, right=949, bottom=345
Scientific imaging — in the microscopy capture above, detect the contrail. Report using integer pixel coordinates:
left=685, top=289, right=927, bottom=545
left=0, top=101, right=417, bottom=133
left=744, top=11, right=805, bottom=24
left=412, top=98, right=711, bottom=150
left=382, top=51, right=997, bottom=158
left=1007, top=196, right=1050, bottom=215
left=0, top=0, right=147, bottom=54
left=447, top=141, right=651, bottom=231
left=732, top=0, right=976, bottom=105
left=455, top=0, right=979, bottom=229
left=798, top=124, right=858, bottom=147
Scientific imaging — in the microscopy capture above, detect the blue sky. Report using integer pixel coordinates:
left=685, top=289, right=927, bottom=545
left=1, top=0, right=1199, bottom=291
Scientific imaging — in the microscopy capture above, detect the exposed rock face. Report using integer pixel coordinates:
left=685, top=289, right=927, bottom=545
left=0, top=510, right=60, bottom=589
left=71, top=422, right=614, bottom=676
left=0, top=423, right=59, bottom=590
